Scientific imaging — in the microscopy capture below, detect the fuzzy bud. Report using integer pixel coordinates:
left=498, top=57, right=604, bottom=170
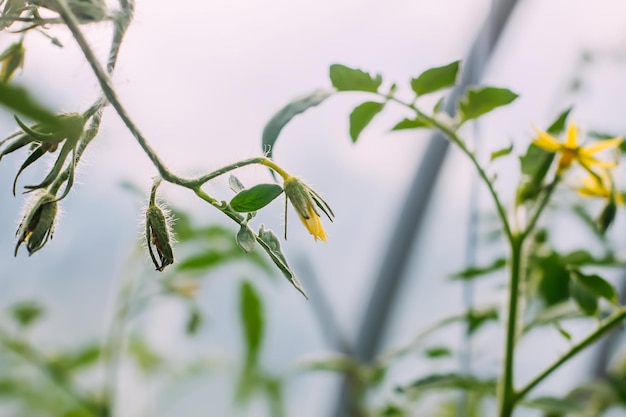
left=15, top=193, right=57, bottom=256
left=145, top=204, right=174, bottom=271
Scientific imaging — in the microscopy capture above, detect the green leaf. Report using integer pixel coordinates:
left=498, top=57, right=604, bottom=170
left=186, top=305, right=202, bottom=335
left=349, top=101, right=385, bottom=142
left=424, top=346, right=452, bottom=359
left=570, top=275, right=598, bottom=316
left=10, top=301, right=44, bottom=328
left=294, top=354, right=359, bottom=374
left=398, top=373, right=496, bottom=396
left=467, top=308, right=499, bottom=334
left=546, top=107, right=573, bottom=135
left=523, top=302, right=594, bottom=334
left=490, top=143, right=514, bottom=161
left=573, top=271, right=618, bottom=304
left=459, top=87, right=518, bottom=123
left=230, top=183, right=283, bottom=212
left=128, top=338, right=162, bottom=373
left=534, top=252, right=571, bottom=307
left=553, top=322, right=572, bottom=342
left=228, top=174, right=245, bottom=193
left=236, top=224, right=256, bottom=253
left=240, top=281, right=265, bottom=365
left=523, top=396, right=585, bottom=414
left=329, top=64, right=382, bottom=93
left=0, top=83, right=60, bottom=127
left=257, top=225, right=307, bottom=298
left=391, top=116, right=430, bottom=131
left=262, top=89, right=334, bottom=159
left=450, top=258, right=506, bottom=280
left=177, top=249, right=236, bottom=271
left=410, top=61, right=460, bottom=96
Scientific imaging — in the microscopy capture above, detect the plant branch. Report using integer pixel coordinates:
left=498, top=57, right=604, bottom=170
left=384, top=96, right=514, bottom=242
left=515, top=308, right=626, bottom=402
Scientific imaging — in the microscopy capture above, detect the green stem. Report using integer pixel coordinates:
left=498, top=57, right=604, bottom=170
left=520, top=175, right=560, bottom=241
left=384, top=96, right=514, bottom=242
left=515, top=308, right=626, bottom=402
left=498, top=235, right=523, bottom=417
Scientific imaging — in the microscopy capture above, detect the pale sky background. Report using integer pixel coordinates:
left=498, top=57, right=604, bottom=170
left=2, top=1, right=626, bottom=416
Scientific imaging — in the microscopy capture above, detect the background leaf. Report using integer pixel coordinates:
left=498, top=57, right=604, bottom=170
left=240, top=281, right=265, bottom=365
left=459, top=87, right=518, bottom=123
left=329, top=64, right=382, bottom=93
left=262, top=89, right=334, bottom=158
left=410, top=61, right=460, bottom=96
left=391, top=116, right=430, bottom=131
left=349, top=101, right=385, bottom=142
left=0, top=83, right=60, bottom=127
left=230, top=184, right=283, bottom=212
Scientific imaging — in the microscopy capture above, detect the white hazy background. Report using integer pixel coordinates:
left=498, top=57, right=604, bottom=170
left=1, top=0, right=626, bottom=416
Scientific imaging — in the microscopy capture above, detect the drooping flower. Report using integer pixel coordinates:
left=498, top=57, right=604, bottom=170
left=533, top=123, right=622, bottom=174
left=283, top=176, right=334, bottom=242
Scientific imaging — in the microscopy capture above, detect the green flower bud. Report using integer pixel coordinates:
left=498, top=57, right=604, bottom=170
left=15, top=193, right=57, bottom=256
left=145, top=204, right=174, bottom=272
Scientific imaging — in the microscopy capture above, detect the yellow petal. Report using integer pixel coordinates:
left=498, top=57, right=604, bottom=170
left=579, top=156, right=618, bottom=170
left=299, top=206, right=327, bottom=242
left=533, top=129, right=562, bottom=152
left=580, top=137, right=623, bottom=155
left=565, top=123, right=578, bottom=148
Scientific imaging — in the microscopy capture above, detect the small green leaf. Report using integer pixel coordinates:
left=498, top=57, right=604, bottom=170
left=597, top=200, right=617, bottom=235
left=240, top=281, right=265, bottom=365
left=391, top=115, right=430, bottom=131
left=236, top=224, right=256, bottom=253
left=186, top=306, right=202, bottom=335
left=230, top=184, right=283, bottom=212
left=177, top=250, right=235, bottom=271
left=467, top=308, right=499, bottom=335
left=553, top=322, right=572, bottom=342
left=490, top=143, right=514, bottom=161
left=424, top=347, right=452, bottom=359
left=262, top=89, right=334, bottom=159
left=573, top=272, right=618, bottom=304
left=294, top=355, right=360, bottom=374
left=257, top=225, right=307, bottom=298
left=523, top=396, right=584, bottom=414
left=349, top=101, right=385, bottom=142
left=229, top=175, right=245, bottom=193
left=398, top=373, right=496, bottom=396
left=546, top=107, right=573, bottom=135
left=570, top=275, right=598, bottom=316
left=410, top=61, right=460, bottom=96
left=451, top=258, right=507, bottom=280
left=10, top=301, right=44, bottom=328
left=459, top=87, right=518, bottom=123
left=329, top=64, right=382, bottom=93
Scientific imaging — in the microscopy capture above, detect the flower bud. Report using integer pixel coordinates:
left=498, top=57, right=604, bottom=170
left=15, top=193, right=57, bottom=256
left=283, top=176, right=333, bottom=242
left=145, top=204, right=174, bottom=271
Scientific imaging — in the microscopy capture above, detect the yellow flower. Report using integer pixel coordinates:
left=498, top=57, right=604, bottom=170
left=283, top=176, right=334, bottom=242
left=576, top=171, right=624, bottom=204
left=533, top=123, right=622, bottom=174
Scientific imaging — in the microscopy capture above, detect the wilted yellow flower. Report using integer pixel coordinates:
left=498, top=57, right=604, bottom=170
left=283, top=176, right=333, bottom=242
left=533, top=123, right=622, bottom=174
